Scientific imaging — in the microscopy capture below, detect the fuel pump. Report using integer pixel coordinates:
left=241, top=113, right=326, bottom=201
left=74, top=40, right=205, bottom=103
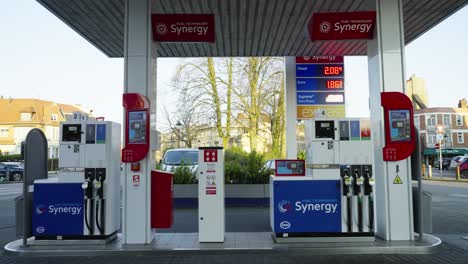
left=32, top=119, right=121, bottom=241
left=282, top=118, right=374, bottom=241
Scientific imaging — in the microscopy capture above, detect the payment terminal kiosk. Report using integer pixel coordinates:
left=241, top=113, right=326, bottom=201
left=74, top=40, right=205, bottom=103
left=122, top=93, right=150, bottom=163
left=381, top=92, right=415, bottom=161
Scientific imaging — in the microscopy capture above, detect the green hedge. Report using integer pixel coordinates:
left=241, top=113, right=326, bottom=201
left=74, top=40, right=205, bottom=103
left=48, top=159, right=59, bottom=171
left=0, top=154, right=22, bottom=162
left=172, top=161, right=196, bottom=184
left=224, top=148, right=271, bottom=184
left=171, top=147, right=272, bottom=184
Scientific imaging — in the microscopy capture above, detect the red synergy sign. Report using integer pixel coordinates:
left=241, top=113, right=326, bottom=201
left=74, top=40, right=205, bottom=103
left=308, top=11, right=376, bottom=41
left=152, top=14, right=215, bottom=43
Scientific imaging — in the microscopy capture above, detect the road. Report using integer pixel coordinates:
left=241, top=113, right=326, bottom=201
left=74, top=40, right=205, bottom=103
left=1, top=181, right=468, bottom=263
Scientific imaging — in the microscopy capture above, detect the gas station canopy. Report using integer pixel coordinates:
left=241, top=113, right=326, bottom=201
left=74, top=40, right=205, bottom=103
left=37, top=0, right=467, bottom=58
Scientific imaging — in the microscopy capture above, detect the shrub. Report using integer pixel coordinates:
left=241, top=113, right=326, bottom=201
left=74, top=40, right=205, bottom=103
left=224, top=147, right=271, bottom=184
left=172, top=162, right=196, bottom=184
left=0, top=154, right=22, bottom=162
left=48, top=159, right=59, bottom=171
left=297, top=150, right=306, bottom=160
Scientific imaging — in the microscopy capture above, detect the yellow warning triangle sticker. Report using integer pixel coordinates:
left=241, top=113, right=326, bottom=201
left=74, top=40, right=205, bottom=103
left=393, top=175, right=403, bottom=184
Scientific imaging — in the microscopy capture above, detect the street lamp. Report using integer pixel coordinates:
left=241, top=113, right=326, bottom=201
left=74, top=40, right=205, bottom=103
left=175, top=121, right=182, bottom=148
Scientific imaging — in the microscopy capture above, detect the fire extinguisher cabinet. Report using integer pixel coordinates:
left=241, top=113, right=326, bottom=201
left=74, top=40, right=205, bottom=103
left=151, top=170, right=174, bottom=228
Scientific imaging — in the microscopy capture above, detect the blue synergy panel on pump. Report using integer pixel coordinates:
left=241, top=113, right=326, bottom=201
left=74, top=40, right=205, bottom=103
left=32, top=183, right=84, bottom=236
left=273, top=180, right=341, bottom=233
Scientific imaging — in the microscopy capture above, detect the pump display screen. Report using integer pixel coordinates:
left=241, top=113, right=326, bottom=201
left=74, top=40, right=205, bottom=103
left=389, top=110, right=411, bottom=142
left=128, top=111, right=147, bottom=144
left=275, top=160, right=305, bottom=176
left=62, top=124, right=81, bottom=142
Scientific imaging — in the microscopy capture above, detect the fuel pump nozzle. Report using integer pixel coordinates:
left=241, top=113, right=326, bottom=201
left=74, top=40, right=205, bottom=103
left=343, top=170, right=353, bottom=197
left=353, top=169, right=363, bottom=196
left=364, top=168, right=374, bottom=196
left=363, top=167, right=374, bottom=232
left=95, top=169, right=106, bottom=235
left=83, top=169, right=95, bottom=235
left=341, top=166, right=353, bottom=233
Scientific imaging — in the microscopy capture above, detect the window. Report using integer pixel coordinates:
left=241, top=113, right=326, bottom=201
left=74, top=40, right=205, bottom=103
left=457, top=132, right=464, bottom=144
left=426, top=114, right=436, bottom=127
left=427, top=132, right=437, bottom=145
left=0, top=128, right=8, bottom=137
left=20, top=112, right=32, bottom=121
left=414, top=116, right=420, bottom=130
left=443, top=114, right=451, bottom=127
left=51, top=114, right=58, bottom=121
left=456, top=115, right=463, bottom=126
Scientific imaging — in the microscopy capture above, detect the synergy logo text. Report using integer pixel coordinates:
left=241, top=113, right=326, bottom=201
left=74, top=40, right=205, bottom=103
left=321, top=20, right=373, bottom=34
left=295, top=199, right=338, bottom=214
left=49, top=205, right=82, bottom=215
left=36, top=204, right=82, bottom=216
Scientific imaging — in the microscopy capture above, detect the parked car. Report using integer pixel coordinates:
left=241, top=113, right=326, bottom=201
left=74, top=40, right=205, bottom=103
left=433, top=158, right=451, bottom=170
left=1, top=161, right=24, bottom=169
left=160, top=148, right=199, bottom=176
left=460, top=159, right=468, bottom=178
left=450, top=156, right=468, bottom=170
left=0, top=162, right=24, bottom=182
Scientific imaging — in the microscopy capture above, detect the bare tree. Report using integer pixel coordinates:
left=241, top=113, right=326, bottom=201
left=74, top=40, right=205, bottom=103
left=233, top=57, right=284, bottom=151
left=172, top=58, right=234, bottom=148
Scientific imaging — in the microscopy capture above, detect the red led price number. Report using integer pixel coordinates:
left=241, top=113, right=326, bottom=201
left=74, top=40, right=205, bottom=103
left=324, top=66, right=343, bottom=75
left=326, top=80, right=343, bottom=89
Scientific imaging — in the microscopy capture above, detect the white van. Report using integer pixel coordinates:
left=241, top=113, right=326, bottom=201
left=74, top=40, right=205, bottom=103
left=160, top=148, right=199, bottom=175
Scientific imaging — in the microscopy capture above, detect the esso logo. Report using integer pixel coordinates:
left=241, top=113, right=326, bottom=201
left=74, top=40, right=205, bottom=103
left=155, top=23, right=168, bottom=35
left=319, top=21, right=332, bottom=33
left=280, top=221, right=291, bottom=230
left=36, top=226, right=45, bottom=234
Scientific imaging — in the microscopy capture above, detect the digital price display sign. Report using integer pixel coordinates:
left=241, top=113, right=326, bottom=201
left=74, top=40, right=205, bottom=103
left=297, top=78, right=344, bottom=91
left=296, top=64, right=344, bottom=78
left=295, top=56, right=345, bottom=119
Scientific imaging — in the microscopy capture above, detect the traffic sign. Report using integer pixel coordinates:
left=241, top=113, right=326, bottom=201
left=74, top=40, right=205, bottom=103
left=436, top=134, right=444, bottom=141
left=435, top=143, right=440, bottom=149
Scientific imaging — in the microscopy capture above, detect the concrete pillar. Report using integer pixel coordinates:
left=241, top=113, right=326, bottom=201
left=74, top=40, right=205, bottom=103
left=122, top=0, right=157, bottom=244
left=284, top=57, right=297, bottom=159
left=367, top=0, right=414, bottom=240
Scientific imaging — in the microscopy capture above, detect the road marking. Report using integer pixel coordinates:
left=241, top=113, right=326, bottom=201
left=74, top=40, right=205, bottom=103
left=449, top=194, right=468, bottom=198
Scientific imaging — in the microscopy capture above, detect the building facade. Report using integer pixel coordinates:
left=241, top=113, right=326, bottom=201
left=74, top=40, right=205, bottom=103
left=414, top=99, right=468, bottom=165
left=406, top=74, right=429, bottom=109
left=0, top=98, right=92, bottom=158
left=160, top=115, right=273, bottom=154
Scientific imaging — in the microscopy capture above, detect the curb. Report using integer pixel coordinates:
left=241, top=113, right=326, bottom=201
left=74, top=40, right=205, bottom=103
left=422, top=178, right=468, bottom=183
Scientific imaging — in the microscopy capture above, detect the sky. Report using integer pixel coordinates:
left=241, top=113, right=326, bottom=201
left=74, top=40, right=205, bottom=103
left=0, top=1, right=467, bottom=130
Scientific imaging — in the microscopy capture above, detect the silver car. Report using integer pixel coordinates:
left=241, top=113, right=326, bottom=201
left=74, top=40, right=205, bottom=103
left=450, top=156, right=468, bottom=169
